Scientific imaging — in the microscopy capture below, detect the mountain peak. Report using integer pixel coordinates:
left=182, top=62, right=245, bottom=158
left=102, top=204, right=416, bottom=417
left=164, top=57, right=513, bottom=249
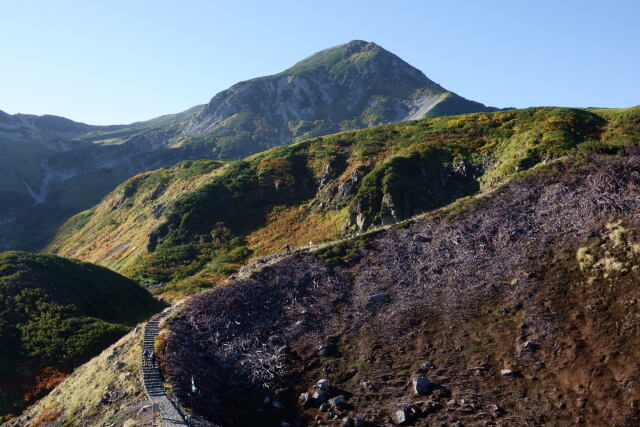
left=283, top=39, right=406, bottom=76
left=185, top=40, right=496, bottom=149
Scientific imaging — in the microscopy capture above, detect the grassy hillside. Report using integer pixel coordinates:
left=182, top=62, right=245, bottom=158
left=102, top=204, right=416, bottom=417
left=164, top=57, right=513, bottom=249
left=49, top=108, right=640, bottom=298
left=0, top=251, right=163, bottom=420
left=47, top=106, right=640, bottom=298
left=12, top=326, right=151, bottom=426
left=46, top=159, right=227, bottom=275
left=162, top=148, right=640, bottom=425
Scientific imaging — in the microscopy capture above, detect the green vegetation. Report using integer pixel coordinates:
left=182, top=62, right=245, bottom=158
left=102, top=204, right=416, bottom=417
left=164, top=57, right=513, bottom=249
left=0, top=251, right=163, bottom=417
left=315, top=236, right=370, bottom=264
left=18, top=326, right=148, bottom=426
left=50, top=106, right=640, bottom=298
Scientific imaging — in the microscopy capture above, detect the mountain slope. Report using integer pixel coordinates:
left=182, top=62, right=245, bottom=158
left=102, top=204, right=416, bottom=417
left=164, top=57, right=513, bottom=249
left=7, top=325, right=151, bottom=427
left=13, top=107, right=640, bottom=427
left=0, top=40, right=496, bottom=252
left=161, top=148, right=640, bottom=426
left=47, top=107, right=640, bottom=299
left=0, top=106, right=205, bottom=251
left=182, top=40, right=497, bottom=157
left=0, top=251, right=163, bottom=419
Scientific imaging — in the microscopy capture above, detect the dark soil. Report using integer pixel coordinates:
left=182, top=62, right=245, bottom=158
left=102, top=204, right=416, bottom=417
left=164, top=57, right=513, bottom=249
left=164, top=152, right=640, bottom=426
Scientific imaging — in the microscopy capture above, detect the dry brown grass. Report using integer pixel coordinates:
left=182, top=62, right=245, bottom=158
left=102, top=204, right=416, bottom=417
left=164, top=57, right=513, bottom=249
left=19, top=325, right=147, bottom=425
left=246, top=204, right=347, bottom=259
left=29, top=405, right=63, bottom=426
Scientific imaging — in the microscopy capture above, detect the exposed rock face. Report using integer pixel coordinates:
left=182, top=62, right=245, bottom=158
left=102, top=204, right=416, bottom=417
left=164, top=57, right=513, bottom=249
left=380, top=192, right=402, bottom=225
left=347, top=159, right=483, bottom=232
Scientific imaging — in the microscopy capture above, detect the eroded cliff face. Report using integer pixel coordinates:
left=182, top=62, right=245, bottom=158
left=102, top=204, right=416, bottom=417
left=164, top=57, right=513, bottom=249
left=344, top=158, right=484, bottom=232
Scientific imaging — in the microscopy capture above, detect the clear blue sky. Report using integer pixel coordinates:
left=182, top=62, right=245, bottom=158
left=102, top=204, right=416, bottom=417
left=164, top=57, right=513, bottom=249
left=1, top=0, right=638, bottom=125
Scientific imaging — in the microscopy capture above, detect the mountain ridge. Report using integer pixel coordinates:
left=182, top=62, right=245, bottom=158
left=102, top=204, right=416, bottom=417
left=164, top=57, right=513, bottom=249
left=46, top=106, right=639, bottom=300
left=0, top=40, right=496, bottom=252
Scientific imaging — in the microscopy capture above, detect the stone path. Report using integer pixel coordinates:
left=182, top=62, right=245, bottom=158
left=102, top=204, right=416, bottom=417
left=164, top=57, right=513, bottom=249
left=142, top=310, right=187, bottom=426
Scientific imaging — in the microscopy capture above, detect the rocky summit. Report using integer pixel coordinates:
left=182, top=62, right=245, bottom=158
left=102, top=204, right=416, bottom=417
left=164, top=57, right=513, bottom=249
left=184, top=40, right=496, bottom=152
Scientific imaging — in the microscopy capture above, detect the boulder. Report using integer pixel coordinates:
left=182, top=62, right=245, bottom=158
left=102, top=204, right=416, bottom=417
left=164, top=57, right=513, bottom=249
left=490, top=404, right=504, bottom=416
left=392, top=405, right=420, bottom=425
left=329, top=396, right=344, bottom=409
left=500, top=369, right=516, bottom=376
left=394, top=408, right=409, bottom=425
left=319, top=402, right=330, bottom=412
left=312, top=390, right=328, bottom=403
left=369, top=293, right=387, bottom=303
left=412, top=376, right=431, bottom=395
left=298, top=392, right=311, bottom=407
left=316, top=378, right=330, bottom=392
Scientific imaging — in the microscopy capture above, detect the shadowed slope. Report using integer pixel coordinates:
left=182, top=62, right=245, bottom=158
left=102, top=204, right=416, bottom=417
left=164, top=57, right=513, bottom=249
left=0, top=252, right=163, bottom=419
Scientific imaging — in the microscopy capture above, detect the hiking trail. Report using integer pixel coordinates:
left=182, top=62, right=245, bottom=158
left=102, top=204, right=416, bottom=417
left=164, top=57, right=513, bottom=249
left=142, top=310, right=187, bottom=426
